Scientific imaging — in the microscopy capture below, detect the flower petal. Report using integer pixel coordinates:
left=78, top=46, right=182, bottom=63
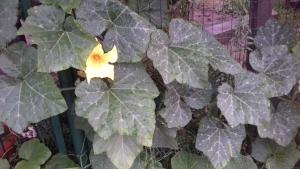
left=86, top=63, right=115, bottom=83
left=102, top=45, right=118, bottom=63
left=89, top=43, right=104, bottom=58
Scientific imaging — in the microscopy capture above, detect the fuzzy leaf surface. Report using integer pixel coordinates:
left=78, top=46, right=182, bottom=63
left=195, top=117, right=246, bottom=169
left=0, top=43, right=67, bottom=133
left=77, top=0, right=155, bottom=62
left=75, top=64, right=159, bottom=146
left=17, top=6, right=97, bottom=72
left=217, top=72, right=270, bottom=127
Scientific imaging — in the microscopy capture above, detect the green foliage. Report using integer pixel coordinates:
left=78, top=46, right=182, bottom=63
left=0, top=0, right=300, bottom=169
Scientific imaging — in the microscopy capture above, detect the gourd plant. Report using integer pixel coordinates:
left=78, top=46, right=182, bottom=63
left=0, top=0, right=300, bottom=169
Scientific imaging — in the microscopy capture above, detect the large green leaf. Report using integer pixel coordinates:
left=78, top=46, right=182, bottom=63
left=195, top=117, right=245, bottom=169
left=0, top=42, right=67, bottom=133
left=147, top=19, right=242, bottom=89
left=75, top=63, right=159, bottom=146
left=217, top=72, right=271, bottom=127
left=257, top=102, right=300, bottom=146
left=160, top=82, right=211, bottom=127
left=128, top=0, right=170, bottom=28
left=15, top=161, right=40, bottom=169
left=44, top=154, right=79, bottom=169
left=0, top=159, right=10, bottom=169
left=18, top=139, right=51, bottom=165
left=249, top=46, right=298, bottom=97
left=17, top=6, right=97, bottom=72
left=223, top=155, right=257, bottom=169
left=171, top=151, right=214, bottom=169
left=131, top=152, right=165, bottom=169
left=0, top=0, right=18, bottom=48
left=40, top=0, right=81, bottom=13
left=251, top=138, right=300, bottom=169
left=77, top=0, right=155, bottom=63
left=93, top=134, right=143, bottom=169
left=152, top=121, right=178, bottom=149
left=254, top=19, right=296, bottom=49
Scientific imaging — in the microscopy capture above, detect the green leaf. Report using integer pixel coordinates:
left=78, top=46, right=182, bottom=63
left=267, top=142, right=300, bottom=169
left=161, top=82, right=211, bottom=127
left=249, top=46, right=298, bottom=97
left=0, top=159, right=10, bottom=169
left=93, top=134, right=143, bottom=169
left=195, top=117, right=246, bottom=169
left=152, top=121, right=178, bottom=149
left=217, top=72, right=271, bottom=127
left=251, top=138, right=273, bottom=162
left=293, top=42, right=300, bottom=58
left=0, top=42, right=67, bottom=133
left=254, top=19, right=296, bottom=49
left=74, top=117, right=95, bottom=141
left=257, top=102, right=300, bottom=146
left=131, top=153, right=165, bottom=169
left=147, top=19, right=242, bottom=89
left=44, top=154, right=79, bottom=169
left=171, top=151, right=214, bottom=169
left=0, top=0, right=18, bottom=48
left=77, top=0, right=155, bottom=63
left=160, top=83, right=193, bottom=128
left=223, top=155, right=257, bottom=169
left=18, top=139, right=51, bottom=165
left=90, top=153, right=117, bottom=169
left=129, top=0, right=170, bottom=28
left=15, top=161, right=40, bottom=169
left=75, top=64, right=159, bottom=146
left=17, top=6, right=97, bottom=72
left=252, top=138, right=300, bottom=169
left=40, top=0, right=81, bottom=13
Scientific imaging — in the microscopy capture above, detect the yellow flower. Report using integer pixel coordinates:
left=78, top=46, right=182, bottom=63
left=85, top=43, right=118, bottom=83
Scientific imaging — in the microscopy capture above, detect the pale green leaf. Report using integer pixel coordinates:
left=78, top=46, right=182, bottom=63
left=252, top=138, right=300, bottom=169
left=75, top=64, right=159, bottom=146
left=223, top=155, right=257, bottom=169
left=77, top=0, right=155, bottom=62
left=195, top=117, right=246, bottom=169
left=15, top=161, right=40, bottom=169
left=148, top=19, right=242, bottom=89
left=0, top=42, right=67, bottom=133
left=152, top=121, right=178, bottom=149
left=44, top=154, right=79, bottom=169
left=18, top=139, right=51, bottom=165
left=0, top=0, right=18, bottom=48
left=217, top=72, right=271, bottom=127
left=257, top=102, right=300, bottom=146
left=171, top=151, right=214, bottom=169
left=249, top=46, right=298, bottom=97
left=40, top=0, right=81, bottom=13
left=254, top=19, right=296, bottom=49
left=17, top=6, right=97, bottom=72
left=131, top=153, right=165, bottom=169
left=93, top=134, right=143, bottom=169
left=0, top=159, right=10, bottom=169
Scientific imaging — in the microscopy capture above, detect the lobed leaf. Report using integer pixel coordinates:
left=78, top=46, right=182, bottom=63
left=152, top=121, right=178, bottom=149
left=77, top=0, right=155, bottom=63
left=195, top=117, right=246, bottom=169
left=217, top=72, right=271, bottom=127
left=75, top=63, right=159, bottom=146
left=148, top=19, right=242, bottom=89
left=93, top=134, right=143, bottom=169
left=257, top=102, right=300, bottom=146
left=0, top=42, right=67, bottom=133
left=254, top=19, right=296, bottom=49
left=17, top=6, right=97, bottom=72
left=223, top=155, right=257, bottom=169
